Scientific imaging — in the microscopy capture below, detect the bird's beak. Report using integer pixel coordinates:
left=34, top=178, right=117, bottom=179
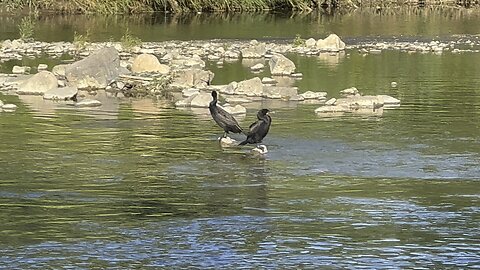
left=268, top=111, right=275, bottom=114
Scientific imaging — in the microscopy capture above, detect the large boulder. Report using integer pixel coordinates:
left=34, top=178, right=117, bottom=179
left=171, top=69, right=214, bottom=88
left=236, top=77, right=263, bottom=97
left=16, top=71, right=58, bottom=95
left=316, top=34, right=346, bottom=52
left=269, top=54, right=296, bottom=75
left=131, top=54, right=170, bottom=74
left=241, top=40, right=267, bottom=58
left=43, top=86, right=78, bottom=100
left=65, top=47, right=128, bottom=89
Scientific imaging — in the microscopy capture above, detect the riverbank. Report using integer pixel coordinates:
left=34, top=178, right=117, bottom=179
left=0, top=0, right=478, bottom=14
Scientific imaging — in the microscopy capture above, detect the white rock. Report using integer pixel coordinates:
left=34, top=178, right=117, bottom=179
left=37, top=64, right=48, bottom=71
left=75, top=99, right=102, bottom=107
left=190, top=92, right=212, bottom=108
left=250, top=63, right=265, bottom=71
left=52, top=64, right=67, bottom=77
left=237, top=77, right=263, bottom=97
left=2, top=103, right=18, bottom=110
left=305, top=38, right=317, bottom=48
left=131, top=54, right=170, bottom=74
left=269, top=54, right=296, bottom=75
left=12, top=66, right=30, bottom=74
left=377, top=95, right=400, bottom=106
left=16, top=71, right=58, bottom=95
left=325, top=98, right=337, bottom=105
left=300, top=91, right=327, bottom=99
left=336, top=95, right=383, bottom=109
left=219, top=136, right=238, bottom=147
left=261, top=77, right=277, bottom=85
left=340, top=87, right=359, bottom=96
left=182, top=88, right=200, bottom=97
left=391, top=81, right=398, bottom=88
left=291, top=73, right=303, bottom=78
left=316, top=34, right=346, bottom=52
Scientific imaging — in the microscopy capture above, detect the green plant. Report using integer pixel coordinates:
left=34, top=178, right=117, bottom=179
left=293, top=34, right=306, bottom=47
left=73, top=30, right=91, bottom=50
left=19, top=16, right=35, bottom=41
left=120, top=28, right=142, bottom=50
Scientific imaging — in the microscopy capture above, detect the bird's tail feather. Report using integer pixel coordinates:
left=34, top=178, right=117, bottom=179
left=238, top=140, right=248, bottom=146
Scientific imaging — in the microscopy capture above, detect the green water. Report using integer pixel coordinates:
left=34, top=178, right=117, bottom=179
left=1, top=8, right=480, bottom=269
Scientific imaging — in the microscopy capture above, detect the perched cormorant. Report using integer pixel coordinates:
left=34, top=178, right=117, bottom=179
left=239, top=109, right=271, bottom=146
left=209, top=91, right=244, bottom=137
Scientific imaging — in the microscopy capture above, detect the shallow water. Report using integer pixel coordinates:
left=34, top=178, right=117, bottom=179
left=1, top=8, right=480, bottom=269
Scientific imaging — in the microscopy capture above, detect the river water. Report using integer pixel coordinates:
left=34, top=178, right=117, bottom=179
left=1, top=7, right=480, bottom=269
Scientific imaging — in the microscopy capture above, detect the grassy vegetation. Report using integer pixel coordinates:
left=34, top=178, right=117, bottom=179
left=1, top=0, right=477, bottom=14
left=293, top=34, right=306, bottom=47
left=73, top=30, right=91, bottom=51
left=18, top=16, right=35, bottom=40
left=120, top=28, right=142, bottom=50
left=1, top=0, right=318, bottom=14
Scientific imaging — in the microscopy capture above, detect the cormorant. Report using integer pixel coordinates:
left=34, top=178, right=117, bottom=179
left=209, top=91, right=244, bottom=137
left=239, top=109, right=271, bottom=146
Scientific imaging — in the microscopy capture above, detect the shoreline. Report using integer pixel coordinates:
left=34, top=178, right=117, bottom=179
left=0, top=1, right=479, bottom=15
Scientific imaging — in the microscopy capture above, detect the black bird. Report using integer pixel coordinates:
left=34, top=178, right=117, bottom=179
left=209, top=91, right=244, bottom=137
left=239, top=109, right=271, bottom=146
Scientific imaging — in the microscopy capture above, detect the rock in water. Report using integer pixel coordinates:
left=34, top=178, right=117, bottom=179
left=316, top=34, right=346, bottom=52
left=75, top=99, right=102, bottom=107
left=269, top=54, right=296, bottom=75
left=66, top=47, right=128, bottom=89
left=16, top=71, right=58, bottom=95
left=131, top=54, right=170, bottom=74
left=43, top=86, right=78, bottom=100
left=219, top=136, right=238, bottom=148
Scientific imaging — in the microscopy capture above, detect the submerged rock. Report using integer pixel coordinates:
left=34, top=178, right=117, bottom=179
left=75, top=99, right=102, bottom=107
